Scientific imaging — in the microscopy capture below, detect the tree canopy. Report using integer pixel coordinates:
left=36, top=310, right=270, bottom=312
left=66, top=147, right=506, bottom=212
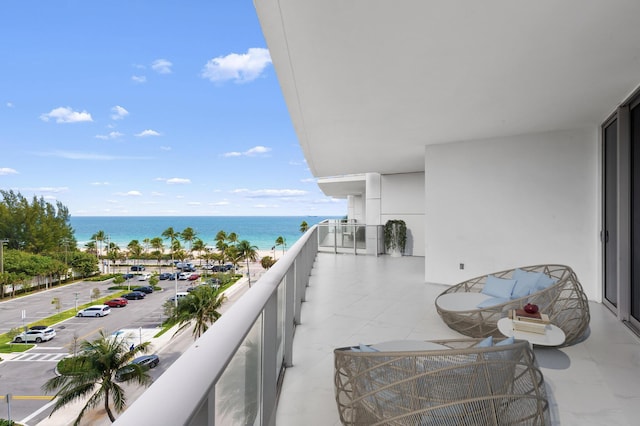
left=0, top=190, right=76, bottom=253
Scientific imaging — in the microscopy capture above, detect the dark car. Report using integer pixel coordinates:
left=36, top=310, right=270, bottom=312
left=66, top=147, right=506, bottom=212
left=158, top=272, right=172, bottom=280
left=105, top=298, right=128, bottom=308
left=133, top=286, right=154, bottom=294
left=130, top=265, right=146, bottom=271
left=122, top=291, right=146, bottom=300
left=116, top=354, right=160, bottom=381
left=122, top=273, right=135, bottom=280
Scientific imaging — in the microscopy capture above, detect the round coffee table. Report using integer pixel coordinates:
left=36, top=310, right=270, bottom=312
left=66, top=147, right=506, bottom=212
left=497, top=317, right=566, bottom=346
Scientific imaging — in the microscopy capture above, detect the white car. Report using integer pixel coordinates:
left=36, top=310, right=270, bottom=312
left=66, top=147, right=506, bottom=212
left=137, top=273, right=152, bottom=281
left=77, top=305, right=111, bottom=317
left=178, top=272, right=192, bottom=280
left=13, top=327, right=56, bottom=343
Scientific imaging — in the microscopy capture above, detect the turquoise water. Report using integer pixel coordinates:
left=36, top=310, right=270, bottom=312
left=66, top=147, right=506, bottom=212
left=69, top=216, right=333, bottom=251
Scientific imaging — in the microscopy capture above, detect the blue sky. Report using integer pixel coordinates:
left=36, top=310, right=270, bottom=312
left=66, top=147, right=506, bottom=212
left=0, top=1, right=346, bottom=217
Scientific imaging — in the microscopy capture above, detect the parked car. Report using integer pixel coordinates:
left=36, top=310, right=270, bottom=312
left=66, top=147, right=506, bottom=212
left=77, top=305, right=111, bottom=317
left=168, top=292, right=189, bottom=302
left=122, top=291, right=146, bottom=300
left=133, top=286, right=154, bottom=294
left=13, top=327, right=56, bottom=343
left=122, top=273, right=135, bottom=280
left=137, top=273, right=152, bottom=281
left=131, top=265, right=146, bottom=271
left=178, top=272, right=192, bottom=280
left=202, top=264, right=214, bottom=270
left=105, top=298, right=128, bottom=308
left=187, top=273, right=200, bottom=281
left=175, top=262, right=194, bottom=270
left=116, top=354, right=160, bottom=381
left=158, top=272, right=172, bottom=280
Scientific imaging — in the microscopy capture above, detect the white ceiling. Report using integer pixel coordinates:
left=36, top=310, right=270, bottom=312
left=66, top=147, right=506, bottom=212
left=256, top=0, right=640, bottom=178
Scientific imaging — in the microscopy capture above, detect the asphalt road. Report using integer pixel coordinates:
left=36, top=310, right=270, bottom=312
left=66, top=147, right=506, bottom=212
left=0, top=269, right=255, bottom=426
left=0, top=276, right=207, bottom=425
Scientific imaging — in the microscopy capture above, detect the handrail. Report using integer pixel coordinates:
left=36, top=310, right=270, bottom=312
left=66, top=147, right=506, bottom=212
left=115, top=226, right=318, bottom=426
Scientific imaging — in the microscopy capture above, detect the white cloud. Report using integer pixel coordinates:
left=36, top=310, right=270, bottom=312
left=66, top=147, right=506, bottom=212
left=201, top=48, right=271, bottom=83
left=125, top=191, right=142, bottom=196
left=0, top=167, right=18, bottom=175
left=160, top=146, right=171, bottom=151
left=90, top=181, right=110, bottom=186
left=111, top=105, right=129, bottom=120
left=223, top=145, right=271, bottom=157
left=35, top=151, right=152, bottom=161
left=23, top=186, right=69, bottom=193
left=232, top=188, right=307, bottom=198
left=187, top=201, right=202, bottom=206
left=95, top=131, right=124, bottom=140
left=40, top=106, right=93, bottom=123
left=300, top=178, right=317, bottom=183
left=135, top=129, right=161, bottom=137
left=6, top=102, right=14, bottom=108
left=132, top=75, right=146, bottom=83
left=151, top=191, right=164, bottom=196
left=209, top=200, right=230, bottom=206
left=166, top=178, right=191, bottom=185
left=152, top=59, right=173, bottom=74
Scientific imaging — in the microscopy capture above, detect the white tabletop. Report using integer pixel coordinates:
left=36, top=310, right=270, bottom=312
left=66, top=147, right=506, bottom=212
left=497, top=317, right=566, bottom=346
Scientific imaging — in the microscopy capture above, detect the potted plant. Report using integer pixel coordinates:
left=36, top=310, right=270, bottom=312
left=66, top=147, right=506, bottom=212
left=384, top=220, right=407, bottom=257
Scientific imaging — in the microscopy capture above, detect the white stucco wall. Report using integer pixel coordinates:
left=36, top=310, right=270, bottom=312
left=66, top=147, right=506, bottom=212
left=424, top=128, right=600, bottom=301
left=380, top=172, right=425, bottom=256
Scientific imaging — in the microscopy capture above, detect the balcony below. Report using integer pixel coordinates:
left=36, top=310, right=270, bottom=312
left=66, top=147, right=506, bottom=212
left=275, top=253, right=640, bottom=425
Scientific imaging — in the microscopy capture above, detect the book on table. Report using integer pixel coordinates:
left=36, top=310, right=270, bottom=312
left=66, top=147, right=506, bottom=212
left=509, top=309, right=550, bottom=334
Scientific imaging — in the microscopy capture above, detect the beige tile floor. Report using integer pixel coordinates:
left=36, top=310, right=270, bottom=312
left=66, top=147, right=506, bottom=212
left=275, top=253, right=640, bottom=425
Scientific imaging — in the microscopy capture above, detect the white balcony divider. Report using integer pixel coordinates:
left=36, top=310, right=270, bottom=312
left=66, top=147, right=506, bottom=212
left=115, top=226, right=319, bottom=426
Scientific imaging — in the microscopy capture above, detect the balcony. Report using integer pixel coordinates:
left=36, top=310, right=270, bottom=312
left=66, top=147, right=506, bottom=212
left=118, top=226, right=640, bottom=425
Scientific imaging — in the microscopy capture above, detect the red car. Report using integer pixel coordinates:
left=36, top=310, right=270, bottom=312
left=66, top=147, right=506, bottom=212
left=187, top=273, right=200, bottom=281
left=105, top=298, right=128, bottom=308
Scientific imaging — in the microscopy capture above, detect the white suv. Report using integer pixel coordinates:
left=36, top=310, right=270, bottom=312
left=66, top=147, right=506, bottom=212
left=13, top=327, right=56, bottom=343
left=77, top=305, right=111, bottom=317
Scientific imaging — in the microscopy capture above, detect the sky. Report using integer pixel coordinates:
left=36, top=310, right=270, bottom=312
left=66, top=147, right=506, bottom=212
left=0, top=1, right=346, bottom=217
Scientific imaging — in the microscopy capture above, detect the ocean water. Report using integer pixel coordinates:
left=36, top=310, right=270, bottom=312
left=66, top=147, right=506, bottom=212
left=69, top=216, right=333, bottom=251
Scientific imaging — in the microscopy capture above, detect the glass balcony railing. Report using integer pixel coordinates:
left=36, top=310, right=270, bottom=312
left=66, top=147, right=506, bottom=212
left=115, top=226, right=318, bottom=425
left=317, top=220, right=384, bottom=255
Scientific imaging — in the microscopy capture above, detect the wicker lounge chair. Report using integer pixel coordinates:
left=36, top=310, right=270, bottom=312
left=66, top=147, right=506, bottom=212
left=334, top=338, right=550, bottom=425
left=435, top=264, right=590, bottom=345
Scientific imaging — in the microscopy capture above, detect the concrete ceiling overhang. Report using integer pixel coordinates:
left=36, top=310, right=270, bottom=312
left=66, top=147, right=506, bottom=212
left=317, top=175, right=366, bottom=199
left=255, top=0, right=640, bottom=178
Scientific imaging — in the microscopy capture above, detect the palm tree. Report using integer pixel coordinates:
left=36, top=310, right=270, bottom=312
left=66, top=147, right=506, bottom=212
left=127, top=240, right=143, bottom=268
left=150, top=237, right=164, bottom=272
left=300, top=221, right=309, bottom=233
left=226, top=246, right=242, bottom=276
left=181, top=227, right=197, bottom=252
left=227, top=232, right=239, bottom=246
left=42, top=330, right=152, bottom=425
left=107, top=243, right=121, bottom=272
left=191, top=238, right=206, bottom=265
left=161, top=227, right=180, bottom=263
left=260, top=256, right=276, bottom=270
left=275, top=236, right=286, bottom=257
left=237, top=240, right=258, bottom=287
left=172, top=285, right=226, bottom=339
left=91, top=230, right=106, bottom=261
